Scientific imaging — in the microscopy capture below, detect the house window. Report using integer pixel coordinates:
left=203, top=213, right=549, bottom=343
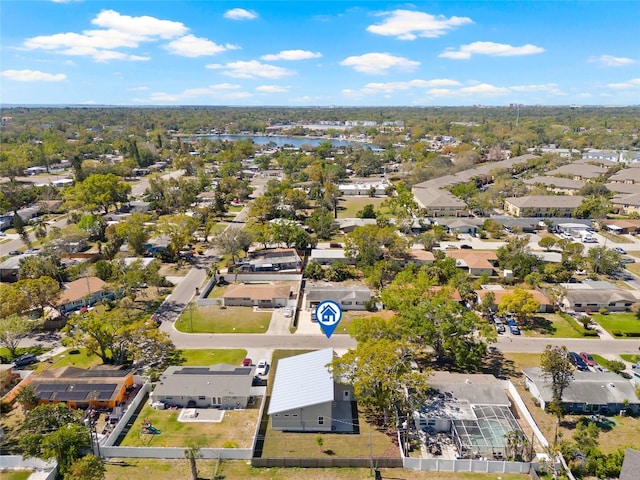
left=199, top=396, right=206, bottom=400
left=318, top=416, right=324, bottom=425
left=292, top=414, right=298, bottom=417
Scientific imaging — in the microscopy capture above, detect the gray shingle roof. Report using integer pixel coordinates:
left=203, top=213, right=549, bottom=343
left=523, top=367, right=640, bottom=406
left=268, top=349, right=335, bottom=414
left=620, top=449, right=640, bottom=480
left=306, top=286, right=371, bottom=303
left=153, top=364, right=254, bottom=399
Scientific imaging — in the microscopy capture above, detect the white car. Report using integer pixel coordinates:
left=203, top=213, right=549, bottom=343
left=256, top=359, right=269, bottom=376
left=283, top=307, right=292, bottom=318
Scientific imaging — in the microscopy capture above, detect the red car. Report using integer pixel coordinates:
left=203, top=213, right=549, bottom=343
left=242, top=358, right=252, bottom=367
left=579, top=352, right=597, bottom=368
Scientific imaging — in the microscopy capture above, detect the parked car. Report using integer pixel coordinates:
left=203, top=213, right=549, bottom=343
left=242, top=358, right=252, bottom=367
left=495, top=321, right=506, bottom=333
left=569, top=351, right=589, bottom=371
left=13, top=353, right=38, bottom=368
left=460, top=244, right=473, bottom=249
left=256, top=359, right=269, bottom=376
left=8, top=250, right=21, bottom=255
left=579, top=352, right=597, bottom=367
left=613, top=247, right=627, bottom=254
left=283, top=306, right=292, bottom=318
left=621, top=256, right=635, bottom=264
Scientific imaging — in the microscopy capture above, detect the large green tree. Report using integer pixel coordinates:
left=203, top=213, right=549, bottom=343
left=64, top=173, right=131, bottom=213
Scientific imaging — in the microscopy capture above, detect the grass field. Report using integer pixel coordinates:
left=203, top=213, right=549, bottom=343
left=591, top=312, right=640, bottom=336
left=0, top=471, right=32, bottom=480
left=33, top=348, right=102, bottom=373
left=523, top=314, right=588, bottom=339
left=336, top=196, right=391, bottom=218
left=118, top=396, right=261, bottom=448
left=620, top=354, right=640, bottom=363
left=176, top=305, right=271, bottom=333
left=104, top=458, right=530, bottom=480
left=175, top=348, right=247, bottom=366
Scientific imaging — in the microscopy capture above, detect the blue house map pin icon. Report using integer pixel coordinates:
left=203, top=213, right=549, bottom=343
left=315, top=300, right=343, bottom=338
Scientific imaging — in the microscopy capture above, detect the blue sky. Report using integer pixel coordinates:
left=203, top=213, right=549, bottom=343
left=1, top=1, right=639, bottom=106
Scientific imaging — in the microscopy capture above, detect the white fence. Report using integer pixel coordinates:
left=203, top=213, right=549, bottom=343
left=506, top=380, right=549, bottom=448
left=102, top=381, right=151, bottom=447
left=403, top=457, right=535, bottom=473
left=99, top=381, right=254, bottom=460
left=197, top=273, right=303, bottom=306
left=0, top=456, right=57, bottom=480
left=100, top=446, right=252, bottom=460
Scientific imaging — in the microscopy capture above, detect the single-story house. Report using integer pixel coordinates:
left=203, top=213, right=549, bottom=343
left=445, top=250, right=497, bottom=276
left=24, top=366, right=134, bottom=410
left=222, top=283, right=292, bottom=308
left=475, top=288, right=554, bottom=313
left=503, top=195, right=584, bottom=218
left=338, top=179, right=390, bottom=196
left=309, top=249, right=356, bottom=266
left=57, top=277, right=113, bottom=314
left=268, top=349, right=354, bottom=432
left=150, top=364, right=255, bottom=409
left=145, top=235, right=171, bottom=255
left=523, top=367, right=640, bottom=415
left=0, top=253, right=35, bottom=283
left=336, top=218, right=377, bottom=234
left=600, top=219, right=640, bottom=235
left=405, top=249, right=436, bottom=265
left=562, top=289, right=636, bottom=313
left=305, top=285, right=371, bottom=311
left=241, top=248, right=302, bottom=272
left=440, top=218, right=483, bottom=235
left=414, top=372, right=522, bottom=459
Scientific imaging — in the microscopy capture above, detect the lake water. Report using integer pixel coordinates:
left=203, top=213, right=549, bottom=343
left=201, top=134, right=372, bottom=149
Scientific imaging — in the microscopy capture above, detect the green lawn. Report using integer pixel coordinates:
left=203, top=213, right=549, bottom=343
left=175, top=305, right=271, bottom=333
left=523, top=313, right=589, bottom=338
left=592, top=312, right=640, bottom=336
left=599, top=231, right=628, bottom=243
left=620, top=354, right=640, bottom=363
left=118, top=396, right=261, bottom=448
left=33, top=348, right=103, bottom=373
left=0, top=346, right=50, bottom=362
left=336, top=196, right=391, bottom=218
left=0, top=471, right=32, bottom=480
left=176, top=348, right=246, bottom=366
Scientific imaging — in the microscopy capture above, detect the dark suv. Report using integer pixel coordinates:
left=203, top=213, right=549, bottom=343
left=13, top=354, right=38, bottom=368
left=569, top=352, right=589, bottom=371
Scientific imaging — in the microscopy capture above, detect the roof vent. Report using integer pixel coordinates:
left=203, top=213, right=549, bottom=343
left=465, top=379, right=471, bottom=384
left=609, top=383, right=615, bottom=388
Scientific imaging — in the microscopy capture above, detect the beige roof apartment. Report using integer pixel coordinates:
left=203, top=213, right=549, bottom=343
left=547, top=163, right=607, bottom=179
left=504, top=195, right=584, bottom=217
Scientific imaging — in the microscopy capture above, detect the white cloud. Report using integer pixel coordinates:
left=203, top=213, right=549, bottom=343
left=340, top=53, right=419, bottom=74
left=588, top=54, right=636, bottom=67
left=1, top=69, right=67, bottom=82
left=224, top=8, right=258, bottom=20
left=439, top=41, right=544, bottom=59
left=607, top=78, right=640, bottom=89
left=146, top=83, right=246, bottom=102
left=127, top=86, right=149, bottom=91
left=460, top=83, right=510, bottom=95
left=261, top=50, right=322, bottom=61
left=24, top=9, right=188, bottom=61
left=343, top=78, right=461, bottom=97
left=165, top=35, right=239, bottom=57
left=91, top=9, right=187, bottom=39
left=206, top=60, right=294, bottom=79
left=367, top=9, right=473, bottom=40
left=256, top=85, right=290, bottom=93
left=51, top=0, right=82, bottom=3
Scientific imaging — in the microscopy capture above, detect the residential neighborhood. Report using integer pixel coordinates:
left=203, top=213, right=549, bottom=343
left=1, top=105, right=640, bottom=480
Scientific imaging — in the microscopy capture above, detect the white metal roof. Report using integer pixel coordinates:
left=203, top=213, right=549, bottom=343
left=268, top=348, right=335, bottom=415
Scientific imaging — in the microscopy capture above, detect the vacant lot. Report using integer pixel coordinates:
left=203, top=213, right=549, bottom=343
left=337, top=196, right=391, bottom=218
left=119, top=396, right=261, bottom=448
left=523, top=314, right=588, bottom=339
left=175, top=348, right=247, bottom=366
left=33, top=348, right=103, bottom=373
left=176, top=305, right=271, bottom=333
left=104, top=458, right=530, bottom=480
left=592, top=312, right=640, bottom=336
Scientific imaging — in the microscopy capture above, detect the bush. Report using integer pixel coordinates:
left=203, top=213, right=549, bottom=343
left=559, top=312, right=598, bottom=337
left=598, top=307, right=608, bottom=315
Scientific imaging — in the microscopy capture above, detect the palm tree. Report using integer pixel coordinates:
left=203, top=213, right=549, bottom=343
left=184, top=441, right=202, bottom=480
left=504, top=429, right=530, bottom=461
